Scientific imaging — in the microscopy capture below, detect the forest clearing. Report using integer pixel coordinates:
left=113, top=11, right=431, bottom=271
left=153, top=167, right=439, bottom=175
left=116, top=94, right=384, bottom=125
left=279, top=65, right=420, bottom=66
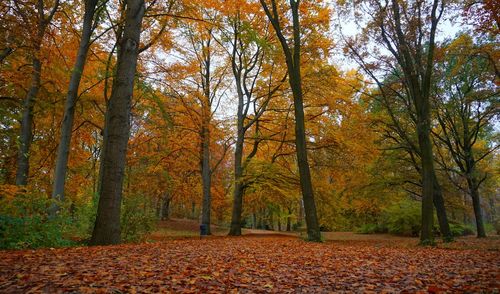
left=0, top=0, right=499, bottom=292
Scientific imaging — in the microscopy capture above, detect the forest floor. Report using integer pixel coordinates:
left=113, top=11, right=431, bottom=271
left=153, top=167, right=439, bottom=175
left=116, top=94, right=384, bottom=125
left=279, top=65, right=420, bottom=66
left=1, top=219, right=499, bottom=293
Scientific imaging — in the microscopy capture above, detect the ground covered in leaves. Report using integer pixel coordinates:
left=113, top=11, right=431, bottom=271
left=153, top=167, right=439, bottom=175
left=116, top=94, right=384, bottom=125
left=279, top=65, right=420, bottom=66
left=1, top=234, right=499, bottom=293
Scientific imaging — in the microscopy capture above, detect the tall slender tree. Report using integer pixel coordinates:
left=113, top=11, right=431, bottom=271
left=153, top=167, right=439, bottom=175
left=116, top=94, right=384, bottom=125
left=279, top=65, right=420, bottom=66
left=14, top=0, right=59, bottom=186
left=51, top=0, right=100, bottom=213
left=433, top=34, right=499, bottom=238
left=219, top=9, right=285, bottom=236
left=260, top=0, right=321, bottom=241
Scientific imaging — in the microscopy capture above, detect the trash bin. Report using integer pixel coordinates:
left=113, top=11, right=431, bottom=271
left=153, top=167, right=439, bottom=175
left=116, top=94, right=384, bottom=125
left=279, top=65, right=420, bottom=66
left=200, top=224, right=208, bottom=236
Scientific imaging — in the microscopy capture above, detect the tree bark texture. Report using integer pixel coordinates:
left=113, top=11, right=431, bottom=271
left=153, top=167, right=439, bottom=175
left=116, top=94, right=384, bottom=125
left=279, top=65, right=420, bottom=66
left=51, top=0, right=98, bottom=208
left=90, top=0, right=145, bottom=245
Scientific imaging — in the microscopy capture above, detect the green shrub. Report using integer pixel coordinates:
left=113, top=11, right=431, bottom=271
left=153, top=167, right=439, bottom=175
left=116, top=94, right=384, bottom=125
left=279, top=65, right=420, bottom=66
left=382, top=199, right=421, bottom=236
left=0, top=189, right=75, bottom=249
left=70, top=192, right=99, bottom=241
left=484, top=223, right=496, bottom=235
left=121, top=194, right=157, bottom=242
left=494, top=220, right=500, bottom=235
left=0, top=214, right=74, bottom=249
left=449, top=222, right=475, bottom=237
left=356, top=223, right=385, bottom=234
left=462, top=224, right=475, bottom=236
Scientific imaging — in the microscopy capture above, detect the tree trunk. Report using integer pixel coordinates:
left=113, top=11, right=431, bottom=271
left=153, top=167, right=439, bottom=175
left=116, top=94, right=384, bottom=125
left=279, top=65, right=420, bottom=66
left=201, top=124, right=212, bottom=235
left=14, top=0, right=58, bottom=186
left=257, top=210, right=263, bottom=229
left=51, top=0, right=98, bottom=211
left=90, top=0, right=145, bottom=246
left=432, top=173, right=452, bottom=241
left=468, top=177, right=486, bottom=238
left=15, top=56, right=41, bottom=186
left=229, top=123, right=244, bottom=236
left=161, top=193, right=171, bottom=221
left=416, top=104, right=435, bottom=245
left=286, top=207, right=292, bottom=231
left=260, top=0, right=321, bottom=242
left=290, top=72, right=321, bottom=241
left=288, top=2, right=321, bottom=242
left=269, top=211, right=274, bottom=231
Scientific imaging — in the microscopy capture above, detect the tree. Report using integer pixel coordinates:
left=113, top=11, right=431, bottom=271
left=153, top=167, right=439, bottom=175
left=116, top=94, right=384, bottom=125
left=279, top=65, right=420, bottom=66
left=367, top=82, right=453, bottom=240
left=433, top=34, right=499, bottom=237
left=260, top=0, right=321, bottom=241
left=215, top=3, right=286, bottom=235
left=51, top=0, right=100, bottom=213
left=14, top=0, right=60, bottom=186
left=341, top=0, right=447, bottom=245
left=90, top=0, right=145, bottom=245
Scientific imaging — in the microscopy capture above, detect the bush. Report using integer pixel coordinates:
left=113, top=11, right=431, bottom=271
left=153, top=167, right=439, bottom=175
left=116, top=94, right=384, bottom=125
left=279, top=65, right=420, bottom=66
left=0, top=215, right=73, bottom=249
left=0, top=185, right=159, bottom=247
left=0, top=187, right=75, bottom=249
left=382, top=199, right=421, bottom=236
left=356, top=223, right=386, bottom=234
left=449, top=222, right=475, bottom=237
left=484, top=223, right=496, bottom=235
left=121, top=194, right=157, bottom=242
left=494, top=220, right=500, bottom=235
left=70, top=192, right=99, bottom=241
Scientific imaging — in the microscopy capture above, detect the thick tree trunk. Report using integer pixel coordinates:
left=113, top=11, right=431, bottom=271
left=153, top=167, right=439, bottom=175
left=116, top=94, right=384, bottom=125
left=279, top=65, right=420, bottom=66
left=417, top=110, right=435, bottom=245
left=416, top=102, right=435, bottom=245
left=432, top=173, right=452, bottom=241
left=468, top=177, right=486, bottom=238
left=51, top=0, right=98, bottom=210
left=15, top=56, right=41, bottom=186
left=201, top=124, right=212, bottom=235
left=90, top=0, right=145, bottom=246
left=229, top=123, right=244, bottom=236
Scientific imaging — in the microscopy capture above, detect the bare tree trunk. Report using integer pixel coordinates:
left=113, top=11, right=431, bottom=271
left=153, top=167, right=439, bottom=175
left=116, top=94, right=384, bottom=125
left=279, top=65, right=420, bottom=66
left=161, top=193, right=171, bottom=221
left=416, top=97, right=435, bottom=244
left=468, top=177, right=486, bottom=237
left=229, top=120, right=244, bottom=235
left=15, top=56, right=41, bottom=186
left=90, top=0, right=145, bottom=245
left=15, top=0, right=59, bottom=187
left=286, top=207, right=292, bottom=231
left=51, top=0, right=98, bottom=211
left=201, top=124, right=212, bottom=235
left=433, top=173, right=452, bottom=241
